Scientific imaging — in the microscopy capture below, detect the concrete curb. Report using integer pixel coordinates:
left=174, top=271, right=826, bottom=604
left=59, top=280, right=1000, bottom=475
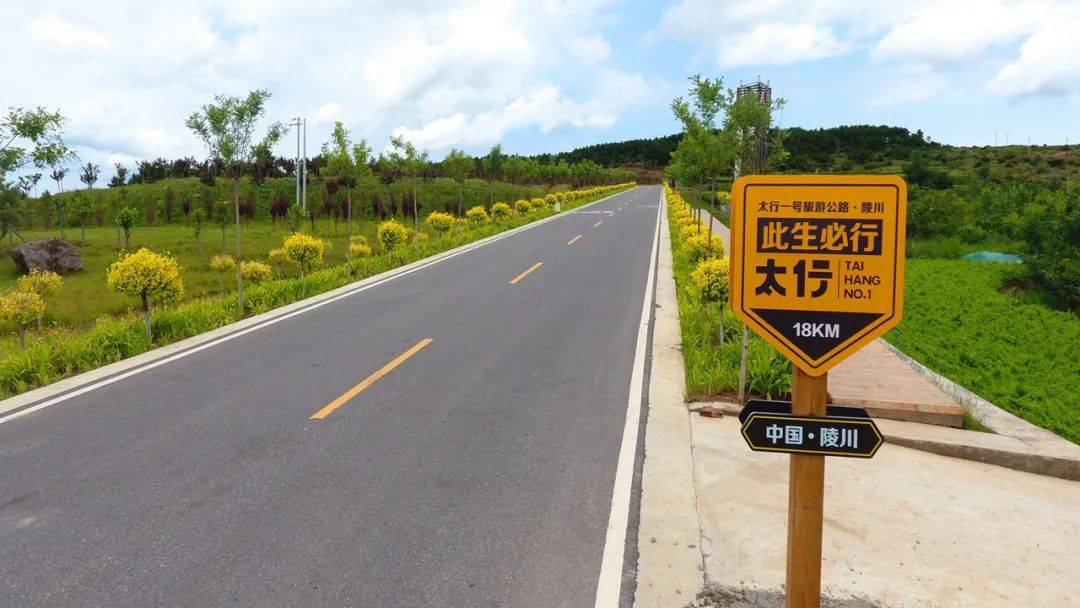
left=687, top=401, right=1080, bottom=481
left=0, top=189, right=631, bottom=423
left=633, top=190, right=707, bottom=607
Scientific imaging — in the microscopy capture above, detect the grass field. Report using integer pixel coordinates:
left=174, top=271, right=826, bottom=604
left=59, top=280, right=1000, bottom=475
left=888, top=259, right=1080, bottom=444
left=2, top=218, right=387, bottom=328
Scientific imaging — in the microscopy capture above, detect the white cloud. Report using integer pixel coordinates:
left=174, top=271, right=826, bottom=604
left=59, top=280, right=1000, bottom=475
left=566, top=34, right=612, bottom=65
left=872, top=2, right=1038, bottom=64
left=29, top=12, right=110, bottom=50
left=311, top=102, right=343, bottom=126
left=3, top=0, right=631, bottom=179
left=654, top=0, right=1080, bottom=99
left=987, top=19, right=1080, bottom=96
left=719, top=22, right=848, bottom=67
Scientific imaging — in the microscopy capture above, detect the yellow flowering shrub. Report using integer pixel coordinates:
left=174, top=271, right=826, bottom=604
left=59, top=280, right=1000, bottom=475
left=545, top=193, right=558, bottom=206
left=17, top=269, right=63, bottom=297
left=239, top=261, right=272, bottom=283
left=681, top=234, right=719, bottom=264
left=268, top=247, right=288, bottom=267
left=349, top=240, right=373, bottom=258
left=376, top=219, right=408, bottom=251
left=425, top=211, right=456, bottom=234
left=690, top=258, right=730, bottom=302
left=514, top=199, right=531, bottom=214
left=0, top=291, right=45, bottom=346
left=209, top=254, right=236, bottom=273
left=530, top=197, right=546, bottom=211
left=491, top=202, right=512, bottom=220
left=106, top=248, right=184, bottom=336
left=282, top=232, right=325, bottom=273
left=465, top=205, right=490, bottom=225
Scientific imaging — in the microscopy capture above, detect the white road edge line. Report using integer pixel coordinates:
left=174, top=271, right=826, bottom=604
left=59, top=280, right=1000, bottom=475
left=0, top=188, right=638, bottom=426
left=593, top=187, right=662, bottom=607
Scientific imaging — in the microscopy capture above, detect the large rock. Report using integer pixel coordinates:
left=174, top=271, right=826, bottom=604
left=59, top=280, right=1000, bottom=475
left=11, top=237, right=84, bottom=274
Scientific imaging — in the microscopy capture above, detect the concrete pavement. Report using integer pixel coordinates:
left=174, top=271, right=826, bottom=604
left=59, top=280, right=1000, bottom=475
left=0, top=187, right=662, bottom=607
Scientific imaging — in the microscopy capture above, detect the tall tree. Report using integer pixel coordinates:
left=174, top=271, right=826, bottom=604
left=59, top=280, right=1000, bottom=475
left=503, top=156, right=527, bottom=202
left=186, top=90, right=285, bottom=307
left=723, top=81, right=786, bottom=404
left=442, top=149, right=473, bottom=216
left=671, top=74, right=734, bottom=254
left=0, top=107, right=73, bottom=184
left=481, top=144, right=505, bottom=206
left=322, top=121, right=373, bottom=275
left=387, top=135, right=427, bottom=226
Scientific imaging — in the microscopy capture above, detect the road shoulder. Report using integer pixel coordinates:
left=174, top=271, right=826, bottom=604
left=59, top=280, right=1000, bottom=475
left=633, top=189, right=705, bottom=607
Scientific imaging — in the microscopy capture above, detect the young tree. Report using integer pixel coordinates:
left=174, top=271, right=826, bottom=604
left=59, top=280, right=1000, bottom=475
left=282, top=232, right=325, bottom=295
left=0, top=290, right=44, bottom=348
left=29, top=173, right=42, bottom=197
left=186, top=90, right=286, bottom=308
left=442, top=149, right=473, bottom=216
left=70, top=191, right=94, bottom=244
left=387, top=135, right=427, bottom=226
left=191, top=208, right=205, bottom=255
left=110, top=163, right=128, bottom=187
left=481, top=144, right=505, bottom=206
left=322, top=122, right=372, bottom=275
left=0, top=107, right=73, bottom=185
left=106, top=248, right=184, bottom=338
left=79, top=162, right=100, bottom=190
left=17, top=269, right=63, bottom=330
left=50, top=166, right=68, bottom=194
left=209, top=254, right=236, bottom=292
left=116, top=206, right=138, bottom=248
left=723, top=81, right=786, bottom=403
left=213, top=200, right=231, bottom=252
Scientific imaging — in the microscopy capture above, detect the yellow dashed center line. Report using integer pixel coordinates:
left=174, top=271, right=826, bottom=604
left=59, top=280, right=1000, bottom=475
left=509, top=262, right=543, bottom=284
left=310, top=338, right=433, bottom=420
left=593, top=220, right=603, bottom=228
left=567, top=234, right=582, bottom=245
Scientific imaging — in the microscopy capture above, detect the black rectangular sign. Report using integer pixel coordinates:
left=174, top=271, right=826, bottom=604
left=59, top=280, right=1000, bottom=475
left=740, top=411, right=883, bottom=458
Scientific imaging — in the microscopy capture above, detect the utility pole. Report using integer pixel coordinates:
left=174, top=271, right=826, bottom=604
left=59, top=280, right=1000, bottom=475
left=301, top=118, right=308, bottom=211
left=291, top=117, right=302, bottom=208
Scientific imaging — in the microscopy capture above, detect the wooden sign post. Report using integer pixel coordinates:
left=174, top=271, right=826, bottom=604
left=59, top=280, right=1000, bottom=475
left=728, top=175, right=907, bottom=608
left=786, top=368, right=827, bottom=607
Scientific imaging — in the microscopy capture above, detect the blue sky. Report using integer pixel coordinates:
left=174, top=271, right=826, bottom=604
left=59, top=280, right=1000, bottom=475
left=3, top=0, right=1079, bottom=181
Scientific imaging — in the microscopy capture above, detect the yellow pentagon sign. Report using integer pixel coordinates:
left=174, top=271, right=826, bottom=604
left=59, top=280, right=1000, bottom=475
left=729, top=175, right=907, bottom=376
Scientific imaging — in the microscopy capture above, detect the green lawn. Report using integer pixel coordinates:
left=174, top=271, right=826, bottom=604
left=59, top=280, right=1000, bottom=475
left=887, top=259, right=1080, bottom=443
left=2, top=217, right=391, bottom=328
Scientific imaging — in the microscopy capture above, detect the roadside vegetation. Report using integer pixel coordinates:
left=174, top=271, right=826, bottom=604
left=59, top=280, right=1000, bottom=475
left=667, top=186, right=791, bottom=400
left=0, top=183, right=632, bottom=398
left=889, top=259, right=1080, bottom=443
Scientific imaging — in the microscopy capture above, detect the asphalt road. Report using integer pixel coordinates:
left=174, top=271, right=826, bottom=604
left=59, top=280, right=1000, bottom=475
left=0, top=186, right=662, bottom=607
